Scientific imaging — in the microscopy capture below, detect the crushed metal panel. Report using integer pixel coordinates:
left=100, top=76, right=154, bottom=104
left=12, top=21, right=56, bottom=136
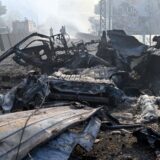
left=26, top=117, right=101, bottom=160
left=107, top=30, right=148, bottom=57
left=0, top=106, right=100, bottom=160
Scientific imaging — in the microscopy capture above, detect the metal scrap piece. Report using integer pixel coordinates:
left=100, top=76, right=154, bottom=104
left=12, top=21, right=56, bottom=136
left=26, top=117, right=101, bottom=160
left=107, top=30, right=147, bottom=58
left=0, top=106, right=100, bottom=160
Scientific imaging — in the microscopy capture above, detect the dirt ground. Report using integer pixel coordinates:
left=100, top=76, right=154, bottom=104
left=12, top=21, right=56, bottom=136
left=69, top=104, right=160, bottom=160
left=70, top=130, right=155, bottom=160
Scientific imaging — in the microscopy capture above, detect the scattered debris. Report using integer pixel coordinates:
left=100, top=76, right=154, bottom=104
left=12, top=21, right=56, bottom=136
left=0, top=106, right=100, bottom=160
left=0, top=29, right=160, bottom=159
left=133, top=128, right=160, bottom=158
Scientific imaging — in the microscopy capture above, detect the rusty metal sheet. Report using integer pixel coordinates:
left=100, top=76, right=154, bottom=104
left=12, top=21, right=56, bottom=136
left=0, top=106, right=100, bottom=160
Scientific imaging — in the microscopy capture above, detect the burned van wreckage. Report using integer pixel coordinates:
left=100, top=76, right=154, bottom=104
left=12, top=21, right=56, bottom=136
left=0, top=30, right=160, bottom=160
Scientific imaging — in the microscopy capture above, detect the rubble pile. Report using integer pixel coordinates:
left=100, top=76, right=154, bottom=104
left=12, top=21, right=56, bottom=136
left=0, top=30, right=160, bottom=160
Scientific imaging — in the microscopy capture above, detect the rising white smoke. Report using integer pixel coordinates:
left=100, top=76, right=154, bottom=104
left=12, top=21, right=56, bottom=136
left=1, top=0, right=99, bottom=35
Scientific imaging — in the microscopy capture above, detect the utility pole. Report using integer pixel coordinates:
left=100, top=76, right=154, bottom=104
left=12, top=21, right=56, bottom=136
left=147, top=0, right=152, bottom=46
left=7, top=26, right=12, bottom=47
left=99, top=0, right=107, bottom=35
